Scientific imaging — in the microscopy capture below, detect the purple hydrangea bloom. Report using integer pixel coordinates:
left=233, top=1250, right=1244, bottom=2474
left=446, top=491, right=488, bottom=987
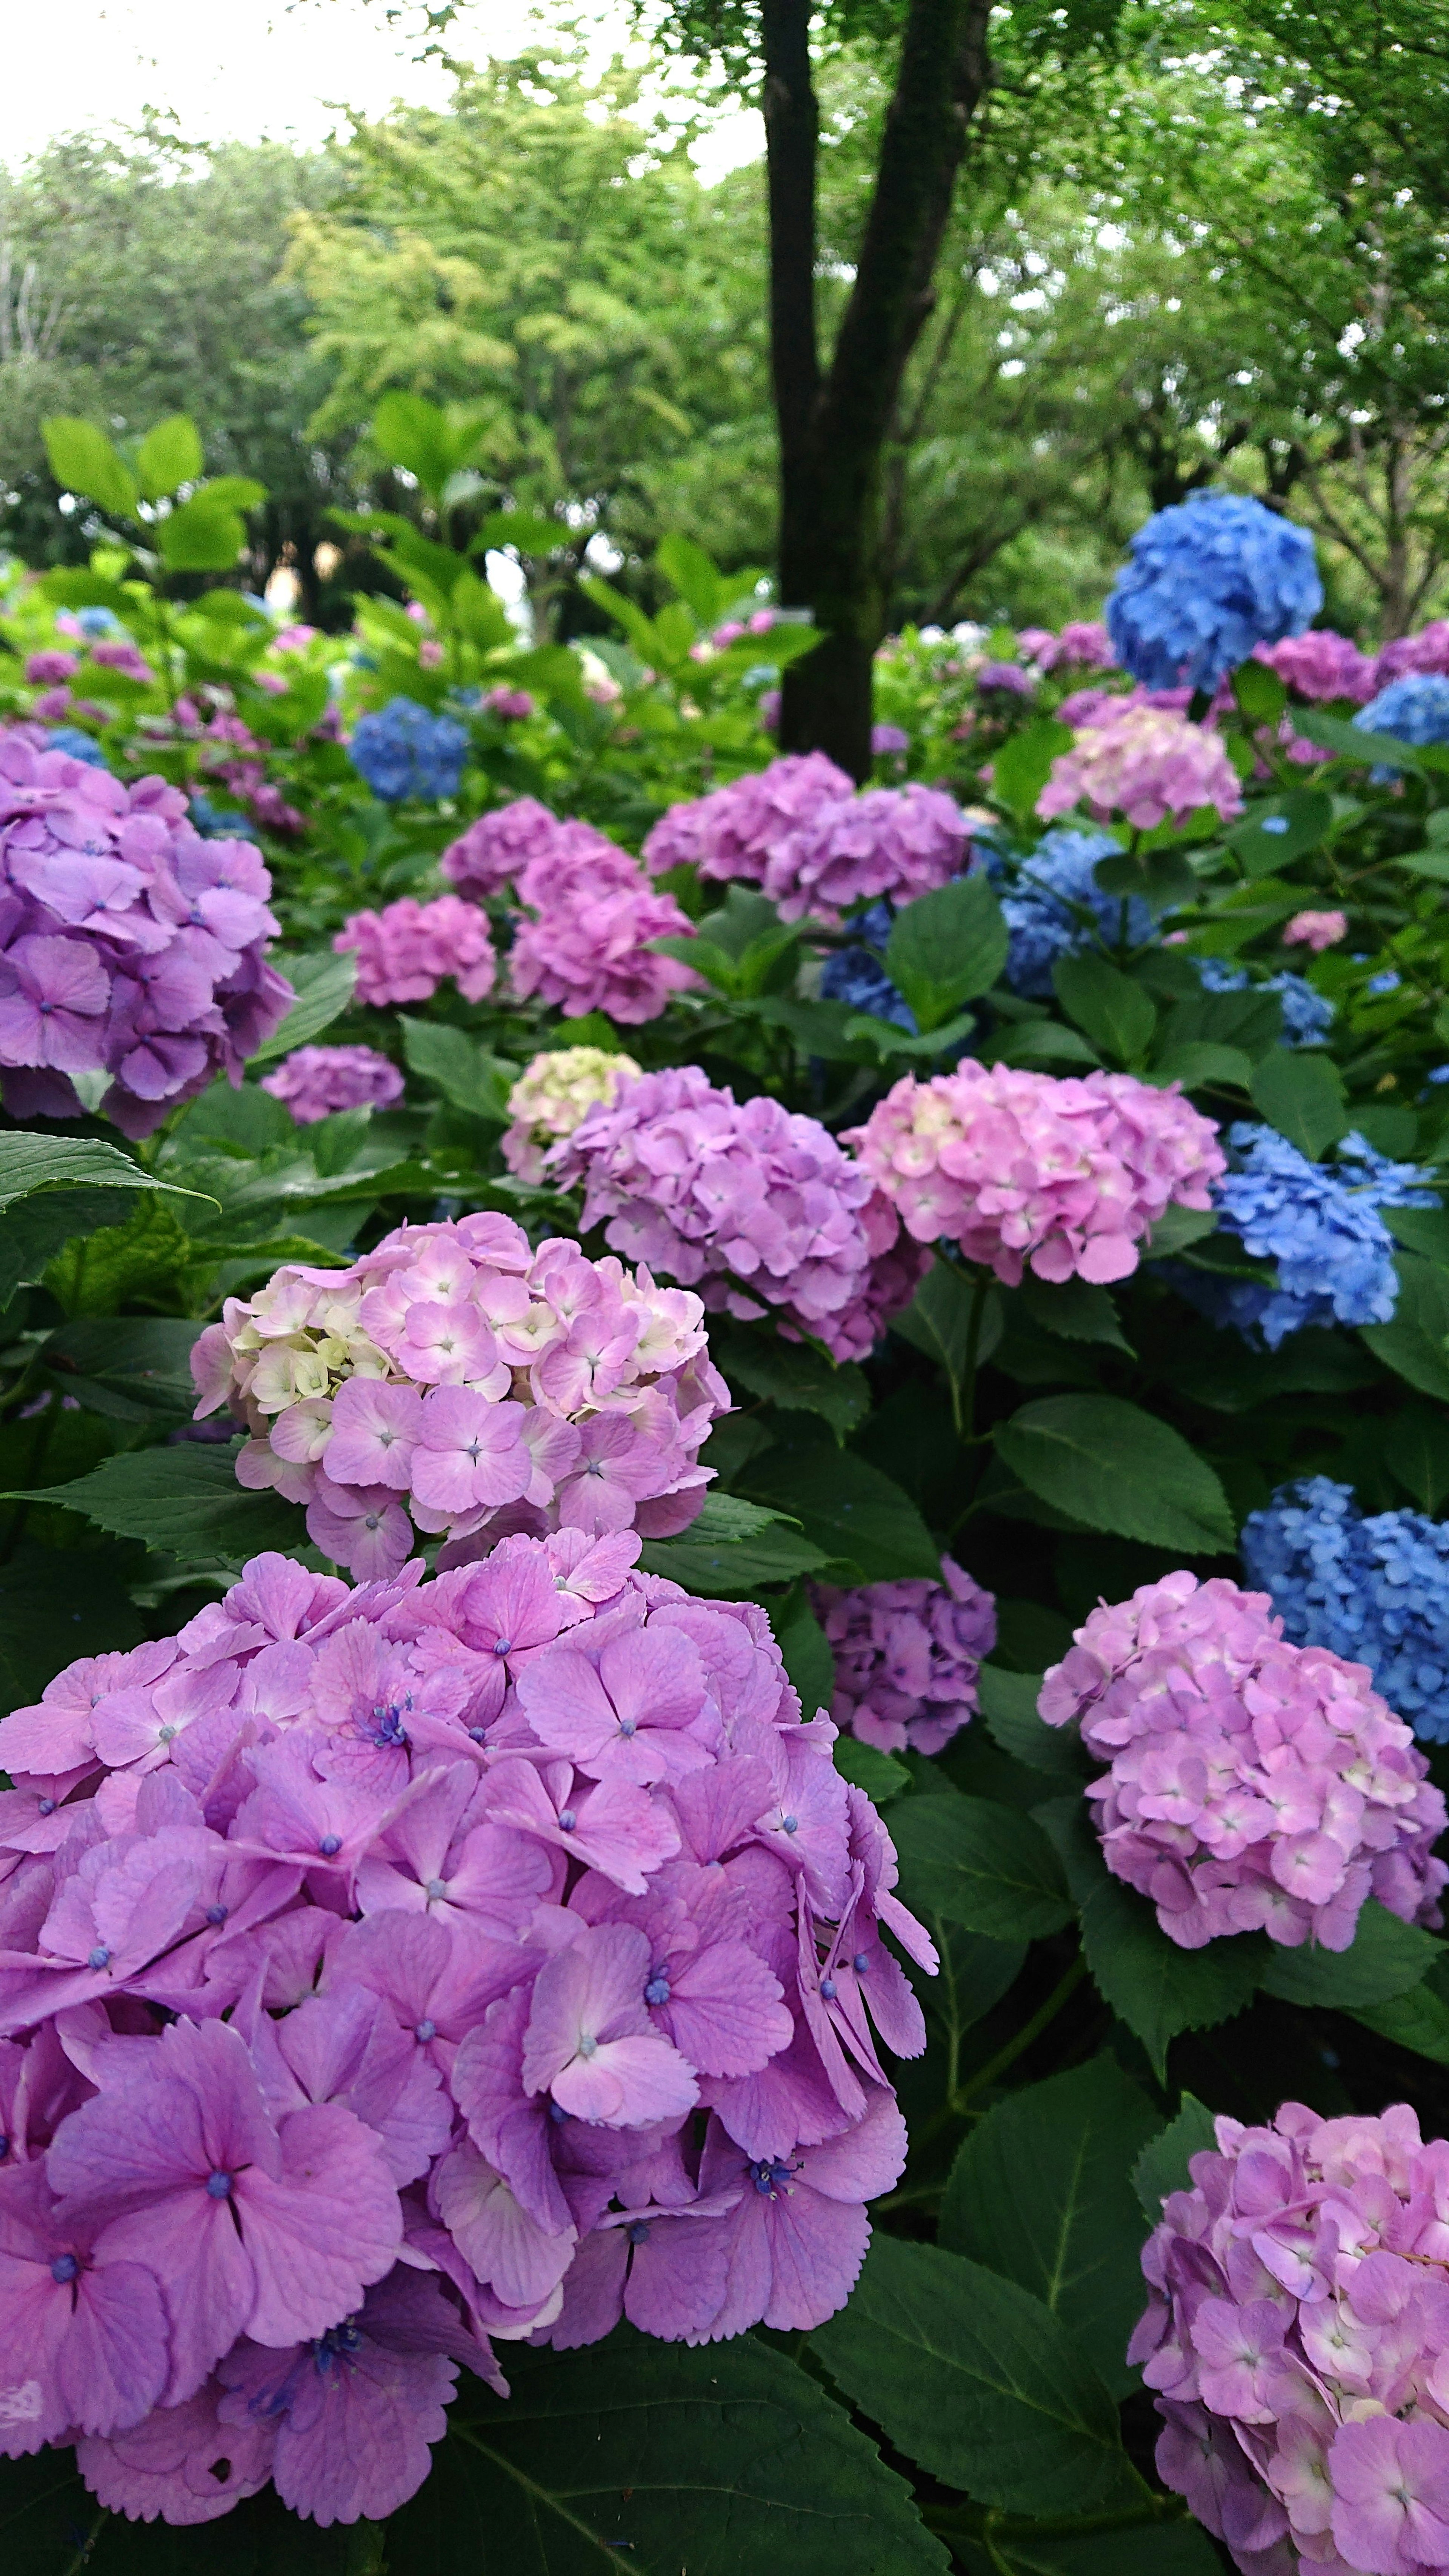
left=260, top=1044, right=403, bottom=1125
left=1106, top=492, right=1323, bottom=691
left=814, top=1558, right=997, bottom=1755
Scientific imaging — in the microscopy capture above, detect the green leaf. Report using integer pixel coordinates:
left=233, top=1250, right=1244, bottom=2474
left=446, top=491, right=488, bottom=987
left=135, top=412, right=205, bottom=501
left=1363, top=1256, right=1449, bottom=1401
left=43, top=1196, right=195, bottom=1318
left=389, top=2328, right=948, bottom=2574
left=1052, top=956, right=1157, bottom=1066
left=5, top=1442, right=301, bottom=1560
left=156, top=492, right=251, bottom=572
left=1385, top=1204, right=1449, bottom=1267
left=0, top=1540, right=146, bottom=1709
left=891, top=1259, right=1001, bottom=1423
left=1149, top=1040, right=1252, bottom=1093
left=744, top=1438, right=940, bottom=1581
left=373, top=391, right=474, bottom=497
left=0, top=1137, right=214, bottom=1308
left=1144, top=1204, right=1219, bottom=1258
left=250, top=952, right=355, bottom=1064
left=637, top=1493, right=827, bottom=1594
left=0, top=1132, right=192, bottom=1216
left=399, top=1018, right=513, bottom=1122
left=834, top=1733, right=911, bottom=1803
left=941, top=2058, right=1161, bottom=2396
left=994, top=1396, right=1235, bottom=1554
left=772, top=1583, right=840, bottom=1718
left=886, top=875, right=1009, bottom=1031
left=811, top=2235, right=1147, bottom=2518
left=713, top=1323, right=869, bottom=1438
left=654, top=530, right=728, bottom=624
left=956, top=2519, right=1222, bottom=2576
left=996, top=1021, right=1103, bottom=1070
left=1094, top=844, right=1199, bottom=915
left=40, top=1318, right=202, bottom=1419
left=1248, top=1050, right=1349, bottom=1158
left=1225, top=787, right=1334, bottom=879
left=1133, top=2094, right=1219, bottom=2221
left=1258, top=1900, right=1442, bottom=2009
left=890, top=1784, right=1074, bottom=1941
left=1291, top=706, right=1425, bottom=770
left=1353, top=1969, right=1449, bottom=2066
left=1388, top=1407, right=1449, bottom=1512
left=1233, top=660, right=1288, bottom=727
left=992, top=720, right=1074, bottom=825
left=1017, top=1274, right=1132, bottom=1353
left=41, top=415, right=138, bottom=516
left=978, top=1666, right=1087, bottom=1779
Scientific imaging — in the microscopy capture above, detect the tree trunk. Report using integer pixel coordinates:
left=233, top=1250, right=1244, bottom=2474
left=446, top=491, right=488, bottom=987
left=765, top=0, right=992, bottom=778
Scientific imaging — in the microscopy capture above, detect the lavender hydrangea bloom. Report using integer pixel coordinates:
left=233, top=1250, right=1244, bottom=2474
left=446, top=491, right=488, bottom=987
left=1241, top=1475, right=1449, bottom=1742
left=1354, top=672, right=1449, bottom=777
left=0, top=1533, right=931, bottom=2524
left=814, top=1558, right=997, bottom=1755
left=260, top=1044, right=403, bottom=1125
left=1194, top=955, right=1335, bottom=1047
left=1106, top=492, right=1323, bottom=691
left=1181, top=1123, right=1435, bottom=1348
left=348, top=700, right=468, bottom=803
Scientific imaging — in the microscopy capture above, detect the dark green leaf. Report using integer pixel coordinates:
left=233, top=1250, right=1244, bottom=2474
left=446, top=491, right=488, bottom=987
left=1259, top=1900, right=1441, bottom=2009
left=636, top=1488, right=828, bottom=1593
left=389, top=2329, right=947, bottom=2574
left=1052, top=956, right=1157, bottom=1065
left=834, top=1734, right=911, bottom=1803
left=953, top=2517, right=1222, bottom=2576
left=1363, top=1256, right=1449, bottom=1401
left=941, top=2058, right=1161, bottom=2395
left=399, top=1018, right=514, bottom=1121
left=994, top=1396, right=1235, bottom=1553
left=1385, top=1205, right=1449, bottom=1267
left=891, top=1260, right=1001, bottom=1423
left=714, top=1324, right=869, bottom=1438
left=250, top=952, right=355, bottom=1064
left=1144, top=1205, right=1218, bottom=1258
left=891, top=1784, right=1074, bottom=1940
left=0, top=1132, right=206, bottom=1216
left=1387, top=1408, right=1449, bottom=1513
left=991, top=720, right=1074, bottom=825
left=744, top=1439, right=940, bottom=1581
left=1149, top=1041, right=1252, bottom=1092
left=978, top=1666, right=1087, bottom=1779
left=0, top=1189, right=147, bottom=1309
left=812, top=2235, right=1146, bottom=2518
left=772, top=1583, right=838, bottom=1718
left=1232, top=661, right=1288, bottom=727
left=1133, top=2095, right=1220, bottom=2222
left=40, top=1318, right=202, bottom=1418
left=886, top=875, right=1009, bottom=1031
left=1248, top=1051, right=1349, bottom=1159
left=0, top=1540, right=146, bottom=1708
left=1290, top=706, right=1424, bottom=770
left=995, top=1022, right=1103, bottom=1070
left=43, top=1196, right=195, bottom=1318
left=1354, top=1969, right=1449, bottom=2066
left=41, top=415, right=138, bottom=516
left=1160, top=986, right=1284, bottom=1063
left=5, top=1442, right=301, bottom=1559
left=1017, top=1275, right=1132, bottom=1353
left=1093, top=845, right=1198, bottom=914
left=1225, top=787, right=1334, bottom=879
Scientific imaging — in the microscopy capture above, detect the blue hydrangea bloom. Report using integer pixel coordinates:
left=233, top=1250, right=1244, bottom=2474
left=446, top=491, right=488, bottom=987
left=348, top=697, right=469, bottom=803
left=1354, top=674, right=1449, bottom=777
left=74, top=606, right=122, bottom=638
left=1241, top=1475, right=1449, bottom=1741
left=1195, top=955, right=1336, bottom=1047
left=1366, top=969, right=1403, bottom=996
left=820, top=901, right=917, bottom=1030
left=987, top=826, right=1152, bottom=997
left=189, top=794, right=261, bottom=843
left=44, top=727, right=108, bottom=769
left=1105, top=492, right=1322, bottom=691
left=1180, top=1122, right=1435, bottom=1347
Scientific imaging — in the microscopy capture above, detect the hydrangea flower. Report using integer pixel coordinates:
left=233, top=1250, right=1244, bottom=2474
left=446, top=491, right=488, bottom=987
left=1242, top=1476, right=1449, bottom=1743
left=1194, top=956, right=1335, bottom=1047
left=0, top=1533, right=929, bottom=2524
left=1354, top=674, right=1449, bottom=774
left=1028, top=622, right=1116, bottom=673
left=1372, top=619, right=1449, bottom=684
left=819, top=901, right=916, bottom=1032
left=25, top=649, right=79, bottom=686
left=0, top=734, right=292, bottom=1135
left=501, top=1045, right=642, bottom=1181
left=640, top=754, right=854, bottom=882
left=846, top=1063, right=1224, bottom=1287
left=1037, top=703, right=1246, bottom=832
left=190, top=794, right=260, bottom=843
left=334, top=896, right=496, bottom=1009
left=814, top=1559, right=996, bottom=1755
left=1133, top=2099, right=1449, bottom=2576
left=509, top=832, right=696, bottom=1026
left=975, top=662, right=1035, bottom=697
left=260, top=1045, right=404, bottom=1126
left=984, top=826, right=1150, bottom=997
left=1105, top=492, right=1323, bottom=691
left=871, top=722, right=911, bottom=755
left=1257, top=631, right=1377, bottom=703
left=1282, top=909, right=1347, bottom=953
left=192, top=1212, right=732, bottom=1575
left=758, top=782, right=971, bottom=926
left=551, top=1065, right=927, bottom=1363
left=1040, top=1568, right=1446, bottom=1948
left=1180, top=1123, right=1434, bottom=1348
left=441, top=801, right=604, bottom=901
left=348, top=700, right=468, bottom=803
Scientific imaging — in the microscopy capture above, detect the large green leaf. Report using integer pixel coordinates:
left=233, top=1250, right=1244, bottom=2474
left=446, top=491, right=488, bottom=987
left=1052, top=956, right=1157, bottom=1066
left=1363, top=1256, right=1449, bottom=1401
left=5, top=1442, right=301, bottom=1559
left=886, top=875, right=1009, bottom=1031
left=39, top=1318, right=202, bottom=1420
left=0, top=1132, right=206, bottom=1216
left=250, top=952, right=354, bottom=1064
left=135, top=412, right=205, bottom=500
left=991, top=720, right=1074, bottom=824
left=1248, top=1050, right=1349, bottom=1158
left=389, top=2330, right=947, bottom=2573
left=0, top=1540, right=146, bottom=1710
left=400, top=1017, right=515, bottom=1121
left=950, top=2515, right=1221, bottom=2576
left=811, top=2235, right=1148, bottom=2518
left=890, top=1783, right=1074, bottom=1941
left=1133, top=2095, right=1220, bottom=2223
left=891, top=1259, right=1002, bottom=1423
left=41, top=415, right=138, bottom=517
left=978, top=1666, right=1088, bottom=1781
left=713, top=1323, right=869, bottom=1437
left=743, top=1437, right=939, bottom=1581
left=1354, top=1967, right=1449, bottom=2066
left=637, top=1491, right=828, bottom=1593
left=0, top=2449, right=369, bottom=2574
left=994, top=1396, right=1235, bottom=1553
left=1224, top=786, right=1334, bottom=880
left=1258, top=1900, right=1441, bottom=2009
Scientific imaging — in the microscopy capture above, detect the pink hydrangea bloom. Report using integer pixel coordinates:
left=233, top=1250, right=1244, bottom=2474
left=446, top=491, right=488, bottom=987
left=760, top=782, right=972, bottom=925
left=440, top=801, right=601, bottom=900
left=1256, top=632, right=1377, bottom=703
left=0, top=734, right=292, bottom=1135
left=1032, top=621, right=1117, bottom=673
left=1040, top=1569, right=1447, bottom=1949
left=1133, top=2099, right=1449, bottom=2576
left=501, top=1045, right=641, bottom=1182
left=1037, top=703, right=1246, bottom=831
left=191, top=1212, right=731, bottom=1575
left=508, top=833, right=696, bottom=1026
left=814, top=1558, right=996, bottom=1755
left=552, top=1064, right=928, bottom=1363
left=25, top=651, right=79, bottom=686
left=334, top=895, right=495, bottom=1008
left=641, top=753, right=854, bottom=882
left=1282, top=910, right=1347, bottom=954
left=846, top=1063, right=1224, bottom=1287
left=1374, top=620, right=1449, bottom=685
left=0, top=1534, right=932, bottom=2523
left=261, top=1044, right=403, bottom=1124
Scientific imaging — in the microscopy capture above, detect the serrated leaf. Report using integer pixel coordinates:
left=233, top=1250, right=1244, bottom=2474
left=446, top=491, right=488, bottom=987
left=941, top=2058, right=1161, bottom=2395
left=1150, top=1040, right=1252, bottom=1092
left=1291, top=706, right=1426, bottom=770
left=714, top=1323, right=869, bottom=1438
left=890, top=1784, right=1074, bottom=1940
left=834, top=1733, right=910, bottom=1803
left=40, top=1318, right=202, bottom=1418
left=399, top=1017, right=513, bottom=1121
left=1144, top=1205, right=1218, bottom=1258
left=249, top=952, right=352, bottom=1064
left=886, top=874, right=1008, bottom=1031
left=743, top=1438, right=940, bottom=1581
left=1017, top=1274, right=1132, bottom=1353
left=978, top=1666, right=1088, bottom=1779
left=1133, top=2094, right=1220, bottom=2222
left=1258, top=1900, right=1441, bottom=2009
left=1052, top=955, right=1157, bottom=1066
left=959, top=2519, right=1222, bottom=2576
left=5, top=1443, right=301, bottom=1560
left=1248, top=1050, right=1349, bottom=1158
left=994, top=1396, right=1235, bottom=1554
left=812, top=2235, right=1147, bottom=2518
left=1354, top=1967, right=1449, bottom=2066
left=41, top=415, right=138, bottom=516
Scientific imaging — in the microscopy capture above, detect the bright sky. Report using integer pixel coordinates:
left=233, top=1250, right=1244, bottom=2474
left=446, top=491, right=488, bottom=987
left=0, top=0, right=762, bottom=175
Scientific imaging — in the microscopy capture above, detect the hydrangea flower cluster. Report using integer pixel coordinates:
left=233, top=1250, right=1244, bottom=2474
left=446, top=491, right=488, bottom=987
left=441, top=800, right=591, bottom=901
left=641, top=754, right=853, bottom=882
left=1037, top=703, right=1246, bottom=832
left=1133, top=2100, right=1449, bottom=2576
left=1242, top=1477, right=1449, bottom=1745
left=1374, top=620, right=1449, bottom=683
left=1181, top=1124, right=1435, bottom=1349
left=551, top=1065, right=928, bottom=1363
left=1354, top=675, right=1449, bottom=774
left=1194, top=956, right=1336, bottom=1047
left=0, top=1535, right=928, bottom=2525
left=846, top=1063, right=1224, bottom=1288
left=334, top=896, right=496, bottom=1009
left=987, top=826, right=1151, bottom=997
left=1105, top=492, right=1323, bottom=691
left=1258, top=631, right=1377, bottom=703
left=501, top=1045, right=642, bottom=1182
left=348, top=699, right=469, bottom=803
left=1040, top=1568, right=1447, bottom=1949
left=813, top=1559, right=997, bottom=1756
left=260, top=1044, right=404, bottom=1126
left=0, top=733, right=292, bottom=1135
left=641, top=759, right=969, bottom=926
left=191, top=1214, right=731, bottom=1577
left=1283, top=910, right=1348, bottom=953
left=509, top=858, right=695, bottom=1027
left=1028, top=621, right=1116, bottom=672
